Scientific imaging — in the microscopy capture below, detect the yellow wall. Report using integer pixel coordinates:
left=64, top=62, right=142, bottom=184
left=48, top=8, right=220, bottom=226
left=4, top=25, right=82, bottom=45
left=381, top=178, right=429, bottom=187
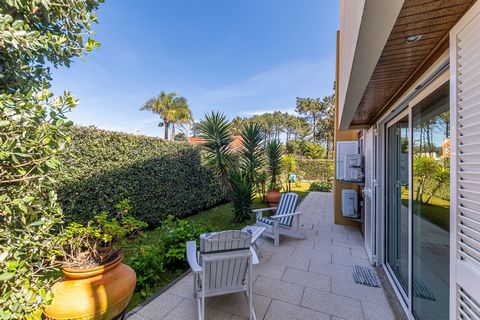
left=334, top=31, right=360, bottom=227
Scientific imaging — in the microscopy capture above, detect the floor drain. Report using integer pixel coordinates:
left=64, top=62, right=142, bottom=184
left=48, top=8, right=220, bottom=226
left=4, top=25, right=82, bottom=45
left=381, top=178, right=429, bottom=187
left=352, top=265, right=380, bottom=287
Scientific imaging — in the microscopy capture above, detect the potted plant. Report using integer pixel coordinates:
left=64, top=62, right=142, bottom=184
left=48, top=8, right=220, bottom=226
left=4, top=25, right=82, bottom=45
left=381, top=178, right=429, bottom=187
left=266, top=139, right=283, bottom=207
left=44, top=200, right=147, bottom=320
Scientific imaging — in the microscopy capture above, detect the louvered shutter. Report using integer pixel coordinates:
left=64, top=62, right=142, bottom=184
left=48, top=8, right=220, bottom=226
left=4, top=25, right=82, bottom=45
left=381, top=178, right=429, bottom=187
left=363, top=128, right=375, bottom=264
left=450, top=2, right=480, bottom=318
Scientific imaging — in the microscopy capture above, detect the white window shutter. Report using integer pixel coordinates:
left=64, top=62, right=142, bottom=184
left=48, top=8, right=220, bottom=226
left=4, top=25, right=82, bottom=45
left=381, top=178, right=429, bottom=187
left=450, top=1, right=480, bottom=318
left=363, top=128, right=375, bottom=263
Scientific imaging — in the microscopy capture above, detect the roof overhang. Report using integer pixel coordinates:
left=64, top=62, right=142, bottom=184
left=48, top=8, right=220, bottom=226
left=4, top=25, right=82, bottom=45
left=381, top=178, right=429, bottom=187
left=338, top=0, right=475, bottom=130
left=338, top=0, right=404, bottom=130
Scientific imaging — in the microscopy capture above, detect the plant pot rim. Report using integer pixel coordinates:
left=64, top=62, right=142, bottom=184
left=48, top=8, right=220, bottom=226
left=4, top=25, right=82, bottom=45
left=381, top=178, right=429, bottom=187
left=62, top=251, right=124, bottom=279
left=267, top=189, right=280, bottom=192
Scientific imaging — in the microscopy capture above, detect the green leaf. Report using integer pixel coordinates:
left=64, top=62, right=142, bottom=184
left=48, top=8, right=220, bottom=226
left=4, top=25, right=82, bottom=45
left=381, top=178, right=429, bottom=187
left=0, top=273, right=15, bottom=281
left=0, top=120, right=10, bottom=127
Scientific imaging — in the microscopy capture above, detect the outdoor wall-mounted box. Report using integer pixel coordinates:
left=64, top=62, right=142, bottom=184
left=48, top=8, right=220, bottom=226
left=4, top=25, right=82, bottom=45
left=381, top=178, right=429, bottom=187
left=344, top=154, right=363, bottom=182
left=341, top=189, right=358, bottom=218
left=336, top=141, right=358, bottom=180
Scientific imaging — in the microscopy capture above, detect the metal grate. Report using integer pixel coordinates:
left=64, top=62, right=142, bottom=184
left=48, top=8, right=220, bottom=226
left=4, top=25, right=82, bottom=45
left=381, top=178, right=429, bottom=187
left=352, top=265, right=380, bottom=287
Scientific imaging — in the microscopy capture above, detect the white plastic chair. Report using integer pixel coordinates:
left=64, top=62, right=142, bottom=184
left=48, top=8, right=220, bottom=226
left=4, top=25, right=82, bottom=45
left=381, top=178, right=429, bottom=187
left=254, top=192, right=306, bottom=246
left=186, top=230, right=259, bottom=320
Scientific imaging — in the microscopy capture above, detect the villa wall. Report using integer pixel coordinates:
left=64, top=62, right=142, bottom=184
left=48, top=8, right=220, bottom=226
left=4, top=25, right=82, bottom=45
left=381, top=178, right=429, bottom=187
left=334, top=31, right=360, bottom=228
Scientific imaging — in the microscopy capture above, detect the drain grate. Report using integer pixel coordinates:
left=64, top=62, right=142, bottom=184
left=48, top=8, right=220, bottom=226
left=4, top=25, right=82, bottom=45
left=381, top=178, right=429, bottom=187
left=352, top=265, right=380, bottom=287
left=413, top=278, right=436, bottom=301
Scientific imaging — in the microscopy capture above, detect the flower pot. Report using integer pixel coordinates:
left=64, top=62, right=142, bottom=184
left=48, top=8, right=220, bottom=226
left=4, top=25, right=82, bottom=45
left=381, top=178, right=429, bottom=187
left=44, top=252, right=136, bottom=320
left=266, top=189, right=281, bottom=207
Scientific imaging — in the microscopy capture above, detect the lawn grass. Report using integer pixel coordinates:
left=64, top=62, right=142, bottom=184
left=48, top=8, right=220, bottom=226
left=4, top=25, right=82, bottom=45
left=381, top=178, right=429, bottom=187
left=401, top=196, right=450, bottom=232
left=125, top=186, right=310, bottom=310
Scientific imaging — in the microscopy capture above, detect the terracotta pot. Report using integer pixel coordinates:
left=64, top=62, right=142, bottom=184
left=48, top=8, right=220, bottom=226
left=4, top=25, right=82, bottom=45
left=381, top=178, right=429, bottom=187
left=266, top=189, right=281, bottom=207
left=44, top=252, right=136, bottom=320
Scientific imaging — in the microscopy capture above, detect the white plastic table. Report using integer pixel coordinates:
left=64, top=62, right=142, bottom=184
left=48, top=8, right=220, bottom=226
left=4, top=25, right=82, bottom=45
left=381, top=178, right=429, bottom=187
left=242, top=225, right=266, bottom=257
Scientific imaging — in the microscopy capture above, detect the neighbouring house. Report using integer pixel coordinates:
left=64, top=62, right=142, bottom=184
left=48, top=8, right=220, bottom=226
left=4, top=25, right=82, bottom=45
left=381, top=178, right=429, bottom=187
left=334, top=1, right=480, bottom=319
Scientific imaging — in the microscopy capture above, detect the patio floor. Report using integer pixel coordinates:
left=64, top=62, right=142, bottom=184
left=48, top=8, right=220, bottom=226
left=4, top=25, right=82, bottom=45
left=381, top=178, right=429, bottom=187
left=127, top=192, right=395, bottom=320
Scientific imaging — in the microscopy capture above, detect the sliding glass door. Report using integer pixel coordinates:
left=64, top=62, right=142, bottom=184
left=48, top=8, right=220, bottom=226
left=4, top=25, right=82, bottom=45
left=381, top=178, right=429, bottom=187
left=386, top=112, right=410, bottom=297
left=384, top=83, right=450, bottom=320
left=412, top=84, right=450, bottom=320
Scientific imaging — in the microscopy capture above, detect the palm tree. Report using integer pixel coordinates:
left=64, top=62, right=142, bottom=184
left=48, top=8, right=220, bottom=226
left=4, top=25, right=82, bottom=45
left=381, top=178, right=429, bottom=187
left=140, top=91, right=193, bottom=140
left=168, top=97, right=193, bottom=141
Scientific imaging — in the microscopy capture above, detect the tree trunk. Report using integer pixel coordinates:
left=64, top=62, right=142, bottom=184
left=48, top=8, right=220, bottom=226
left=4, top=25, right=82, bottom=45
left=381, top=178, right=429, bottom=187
left=171, top=122, right=175, bottom=141
left=164, top=120, right=169, bottom=140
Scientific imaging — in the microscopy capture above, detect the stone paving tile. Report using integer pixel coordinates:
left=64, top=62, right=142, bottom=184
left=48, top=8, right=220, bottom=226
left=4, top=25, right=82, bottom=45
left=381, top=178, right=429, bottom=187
left=253, top=275, right=304, bottom=305
left=361, top=301, right=396, bottom=320
left=301, top=287, right=364, bottom=320
left=308, top=260, right=353, bottom=279
left=135, top=293, right=183, bottom=319
left=282, top=267, right=331, bottom=291
left=331, top=252, right=371, bottom=267
left=162, top=299, right=232, bottom=320
left=332, top=276, right=389, bottom=304
left=254, top=261, right=286, bottom=280
left=207, top=293, right=271, bottom=319
left=167, top=274, right=195, bottom=300
left=264, top=299, right=330, bottom=320
left=126, top=313, right=149, bottom=320
left=268, top=253, right=310, bottom=270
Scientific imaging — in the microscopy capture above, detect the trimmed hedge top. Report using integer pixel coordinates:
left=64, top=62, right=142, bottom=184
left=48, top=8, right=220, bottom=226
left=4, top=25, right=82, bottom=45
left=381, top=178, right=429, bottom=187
left=58, top=126, right=226, bottom=226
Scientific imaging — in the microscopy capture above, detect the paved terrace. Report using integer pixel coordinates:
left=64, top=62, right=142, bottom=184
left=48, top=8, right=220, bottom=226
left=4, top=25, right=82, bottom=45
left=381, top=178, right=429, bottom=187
left=127, top=192, right=395, bottom=320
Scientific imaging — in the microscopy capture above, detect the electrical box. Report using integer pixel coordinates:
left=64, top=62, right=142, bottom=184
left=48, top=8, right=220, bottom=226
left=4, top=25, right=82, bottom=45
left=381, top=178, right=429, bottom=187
left=344, top=154, right=363, bottom=182
left=336, top=141, right=358, bottom=180
left=342, top=189, right=358, bottom=218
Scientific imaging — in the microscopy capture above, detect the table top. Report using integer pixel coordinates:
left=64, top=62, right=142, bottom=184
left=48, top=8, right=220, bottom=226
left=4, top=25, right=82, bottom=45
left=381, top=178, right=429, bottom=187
left=241, top=225, right=266, bottom=243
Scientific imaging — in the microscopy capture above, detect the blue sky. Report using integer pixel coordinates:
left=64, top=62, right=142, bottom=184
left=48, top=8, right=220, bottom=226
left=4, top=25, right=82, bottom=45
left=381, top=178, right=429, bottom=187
left=51, top=0, right=339, bottom=137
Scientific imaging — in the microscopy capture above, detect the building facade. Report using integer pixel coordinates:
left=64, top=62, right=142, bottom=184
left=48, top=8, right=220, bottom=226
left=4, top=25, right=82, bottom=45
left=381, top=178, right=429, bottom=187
left=335, top=1, right=480, bottom=319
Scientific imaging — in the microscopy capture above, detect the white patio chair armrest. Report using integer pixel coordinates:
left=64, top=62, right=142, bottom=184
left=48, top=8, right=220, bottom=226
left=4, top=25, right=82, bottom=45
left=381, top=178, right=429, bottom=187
left=253, top=207, right=276, bottom=217
left=250, top=247, right=259, bottom=265
left=186, top=240, right=202, bottom=273
left=252, top=207, right=277, bottom=212
left=269, top=211, right=302, bottom=219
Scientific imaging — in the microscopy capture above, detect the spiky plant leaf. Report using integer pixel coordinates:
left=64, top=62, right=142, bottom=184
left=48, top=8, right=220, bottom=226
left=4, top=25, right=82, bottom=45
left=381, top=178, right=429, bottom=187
left=229, top=169, right=254, bottom=223
left=267, top=139, right=283, bottom=187
left=239, top=121, right=264, bottom=186
left=197, top=112, right=233, bottom=192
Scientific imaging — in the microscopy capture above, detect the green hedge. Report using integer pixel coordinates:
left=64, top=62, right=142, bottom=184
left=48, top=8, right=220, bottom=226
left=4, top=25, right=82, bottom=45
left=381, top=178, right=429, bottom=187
left=57, top=126, right=226, bottom=226
left=297, top=159, right=334, bottom=181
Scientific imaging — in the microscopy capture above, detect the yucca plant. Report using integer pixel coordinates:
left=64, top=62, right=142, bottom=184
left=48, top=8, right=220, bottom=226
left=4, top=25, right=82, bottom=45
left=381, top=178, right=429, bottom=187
left=198, top=113, right=264, bottom=223
left=229, top=169, right=255, bottom=223
left=267, top=139, right=283, bottom=189
left=197, top=112, right=233, bottom=194
left=239, top=121, right=265, bottom=186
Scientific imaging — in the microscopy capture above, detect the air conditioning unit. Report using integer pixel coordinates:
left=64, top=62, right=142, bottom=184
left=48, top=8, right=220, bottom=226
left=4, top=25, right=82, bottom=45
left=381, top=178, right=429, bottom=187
left=344, top=154, right=363, bottom=182
left=336, top=141, right=358, bottom=180
left=342, top=189, right=358, bottom=218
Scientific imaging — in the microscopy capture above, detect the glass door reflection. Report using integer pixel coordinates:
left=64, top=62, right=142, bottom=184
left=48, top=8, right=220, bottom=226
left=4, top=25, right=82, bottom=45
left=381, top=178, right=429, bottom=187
left=386, top=114, right=410, bottom=296
left=412, top=84, right=450, bottom=320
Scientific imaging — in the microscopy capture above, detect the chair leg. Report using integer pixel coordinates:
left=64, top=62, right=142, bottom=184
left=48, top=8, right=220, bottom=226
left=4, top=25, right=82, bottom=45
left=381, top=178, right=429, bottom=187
left=274, top=227, right=279, bottom=247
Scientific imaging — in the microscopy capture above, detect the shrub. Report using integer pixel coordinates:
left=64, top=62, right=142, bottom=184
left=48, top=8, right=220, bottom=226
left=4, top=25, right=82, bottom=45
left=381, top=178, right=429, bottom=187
left=0, top=1, right=103, bottom=317
left=57, top=126, right=226, bottom=227
left=124, top=216, right=206, bottom=298
left=297, top=159, right=334, bottom=181
left=124, top=244, right=165, bottom=298
left=161, top=216, right=207, bottom=267
left=56, top=199, right=147, bottom=269
left=309, top=181, right=333, bottom=192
